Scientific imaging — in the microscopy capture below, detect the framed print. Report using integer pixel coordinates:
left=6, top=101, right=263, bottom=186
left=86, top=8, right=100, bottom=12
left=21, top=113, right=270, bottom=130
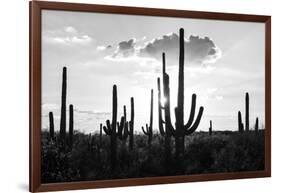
left=29, top=1, right=271, bottom=192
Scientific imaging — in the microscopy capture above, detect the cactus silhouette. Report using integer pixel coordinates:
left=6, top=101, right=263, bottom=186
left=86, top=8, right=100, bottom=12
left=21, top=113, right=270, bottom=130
left=99, top=123, right=103, bottom=147
left=59, top=67, right=67, bottom=148
left=255, top=117, right=259, bottom=132
left=157, top=61, right=173, bottom=170
left=103, top=85, right=118, bottom=170
left=142, top=89, right=154, bottom=146
left=238, top=111, right=244, bottom=132
left=158, top=28, right=204, bottom=161
left=245, top=92, right=249, bottom=131
left=209, top=120, right=212, bottom=136
left=117, top=106, right=129, bottom=141
left=49, top=112, right=54, bottom=140
left=69, top=104, right=73, bottom=150
left=128, top=97, right=134, bottom=150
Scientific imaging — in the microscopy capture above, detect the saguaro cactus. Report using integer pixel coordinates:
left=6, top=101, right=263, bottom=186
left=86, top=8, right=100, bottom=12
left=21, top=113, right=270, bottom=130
left=128, top=97, right=134, bottom=150
left=245, top=92, right=249, bottom=131
left=117, top=106, right=129, bottom=141
left=209, top=120, right=212, bottom=136
left=158, top=28, right=204, bottom=161
left=59, top=67, right=67, bottom=146
left=99, top=123, right=103, bottom=147
left=69, top=104, right=74, bottom=150
left=238, top=111, right=244, bottom=132
left=103, top=85, right=118, bottom=170
left=142, top=89, right=154, bottom=146
left=255, top=117, right=259, bottom=132
left=49, top=112, right=54, bottom=140
left=158, top=77, right=173, bottom=169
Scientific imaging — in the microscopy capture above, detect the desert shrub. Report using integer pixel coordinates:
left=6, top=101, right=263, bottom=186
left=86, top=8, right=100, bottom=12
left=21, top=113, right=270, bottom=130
left=41, top=130, right=265, bottom=182
left=214, top=131, right=264, bottom=172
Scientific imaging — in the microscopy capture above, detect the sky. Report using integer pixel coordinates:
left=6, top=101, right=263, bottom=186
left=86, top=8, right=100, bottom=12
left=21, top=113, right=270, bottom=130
left=41, top=10, right=265, bottom=134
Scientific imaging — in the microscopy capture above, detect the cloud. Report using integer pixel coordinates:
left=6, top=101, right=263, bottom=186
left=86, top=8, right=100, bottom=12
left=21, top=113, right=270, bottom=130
left=96, top=45, right=112, bottom=51
left=43, top=26, right=93, bottom=45
left=74, top=108, right=110, bottom=116
left=64, top=26, right=77, bottom=34
left=139, top=33, right=221, bottom=66
left=106, top=31, right=221, bottom=67
left=52, top=35, right=92, bottom=45
left=111, top=39, right=136, bottom=58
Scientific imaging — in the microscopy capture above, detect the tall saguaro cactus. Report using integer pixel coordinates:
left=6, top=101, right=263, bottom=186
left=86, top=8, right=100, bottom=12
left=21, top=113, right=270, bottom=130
left=49, top=112, right=54, bottom=140
left=238, top=111, right=244, bottom=132
left=103, top=85, right=118, bottom=170
left=59, top=67, right=67, bottom=147
left=142, top=89, right=154, bottom=146
left=158, top=76, right=173, bottom=169
left=245, top=92, right=249, bottom=131
left=158, top=28, right=204, bottom=162
left=128, top=97, right=134, bottom=150
left=69, top=104, right=74, bottom=150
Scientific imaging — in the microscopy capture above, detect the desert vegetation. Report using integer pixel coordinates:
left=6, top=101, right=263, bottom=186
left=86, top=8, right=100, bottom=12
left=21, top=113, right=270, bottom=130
left=42, top=28, right=265, bottom=183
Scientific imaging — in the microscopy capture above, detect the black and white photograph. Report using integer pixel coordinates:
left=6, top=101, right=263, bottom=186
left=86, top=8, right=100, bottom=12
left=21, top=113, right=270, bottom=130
left=41, top=9, right=266, bottom=183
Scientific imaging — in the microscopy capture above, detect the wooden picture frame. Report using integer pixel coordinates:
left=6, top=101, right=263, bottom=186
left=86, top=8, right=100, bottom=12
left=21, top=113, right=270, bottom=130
left=30, top=1, right=271, bottom=192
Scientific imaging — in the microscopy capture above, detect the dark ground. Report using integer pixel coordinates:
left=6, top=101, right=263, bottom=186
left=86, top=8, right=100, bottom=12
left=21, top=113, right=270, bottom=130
left=41, top=130, right=264, bottom=183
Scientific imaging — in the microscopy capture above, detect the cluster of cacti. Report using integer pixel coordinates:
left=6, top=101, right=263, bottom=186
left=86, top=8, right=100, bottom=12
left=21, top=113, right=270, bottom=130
left=209, top=120, right=212, bottom=136
left=142, top=89, right=154, bottom=146
left=102, top=85, right=135, bottom=170
left=45, top=28, right=265, bottom=178
left=237, top=92, right=260, bottom=133
left=158, top=28, right=204, bottom=162
left=48, top=67, right=74, bottom=151
left=102, top=85, right=118, bottom=170
left=117, top=105, right=130, bottom=144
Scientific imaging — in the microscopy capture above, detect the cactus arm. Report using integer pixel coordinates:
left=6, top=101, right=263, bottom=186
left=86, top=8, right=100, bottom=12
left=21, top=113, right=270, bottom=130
left=185, top=106, right=204, bottom=135
left=117, top=117, right=125, bottom=136
left=142, top=126, right=148, bottom=135
left=103, top=126, right=110, bottom=135
left=184, top=94, right=196, bottom=129
left=119, top=121, right=129, bottom=140
left=103, top=120, right=112, bottom=135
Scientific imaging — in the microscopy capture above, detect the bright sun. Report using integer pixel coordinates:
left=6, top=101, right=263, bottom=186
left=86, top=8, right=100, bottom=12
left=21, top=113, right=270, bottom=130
left=161, top=97, right=167, bottom=106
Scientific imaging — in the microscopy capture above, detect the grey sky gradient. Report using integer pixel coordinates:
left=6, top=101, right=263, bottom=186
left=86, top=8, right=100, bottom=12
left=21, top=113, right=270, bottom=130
left=41, top=10, right=265, bottom=134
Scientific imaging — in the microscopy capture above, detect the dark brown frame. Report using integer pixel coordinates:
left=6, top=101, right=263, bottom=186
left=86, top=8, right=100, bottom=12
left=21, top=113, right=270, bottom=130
left=30, top=1, right=271, bottom=192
